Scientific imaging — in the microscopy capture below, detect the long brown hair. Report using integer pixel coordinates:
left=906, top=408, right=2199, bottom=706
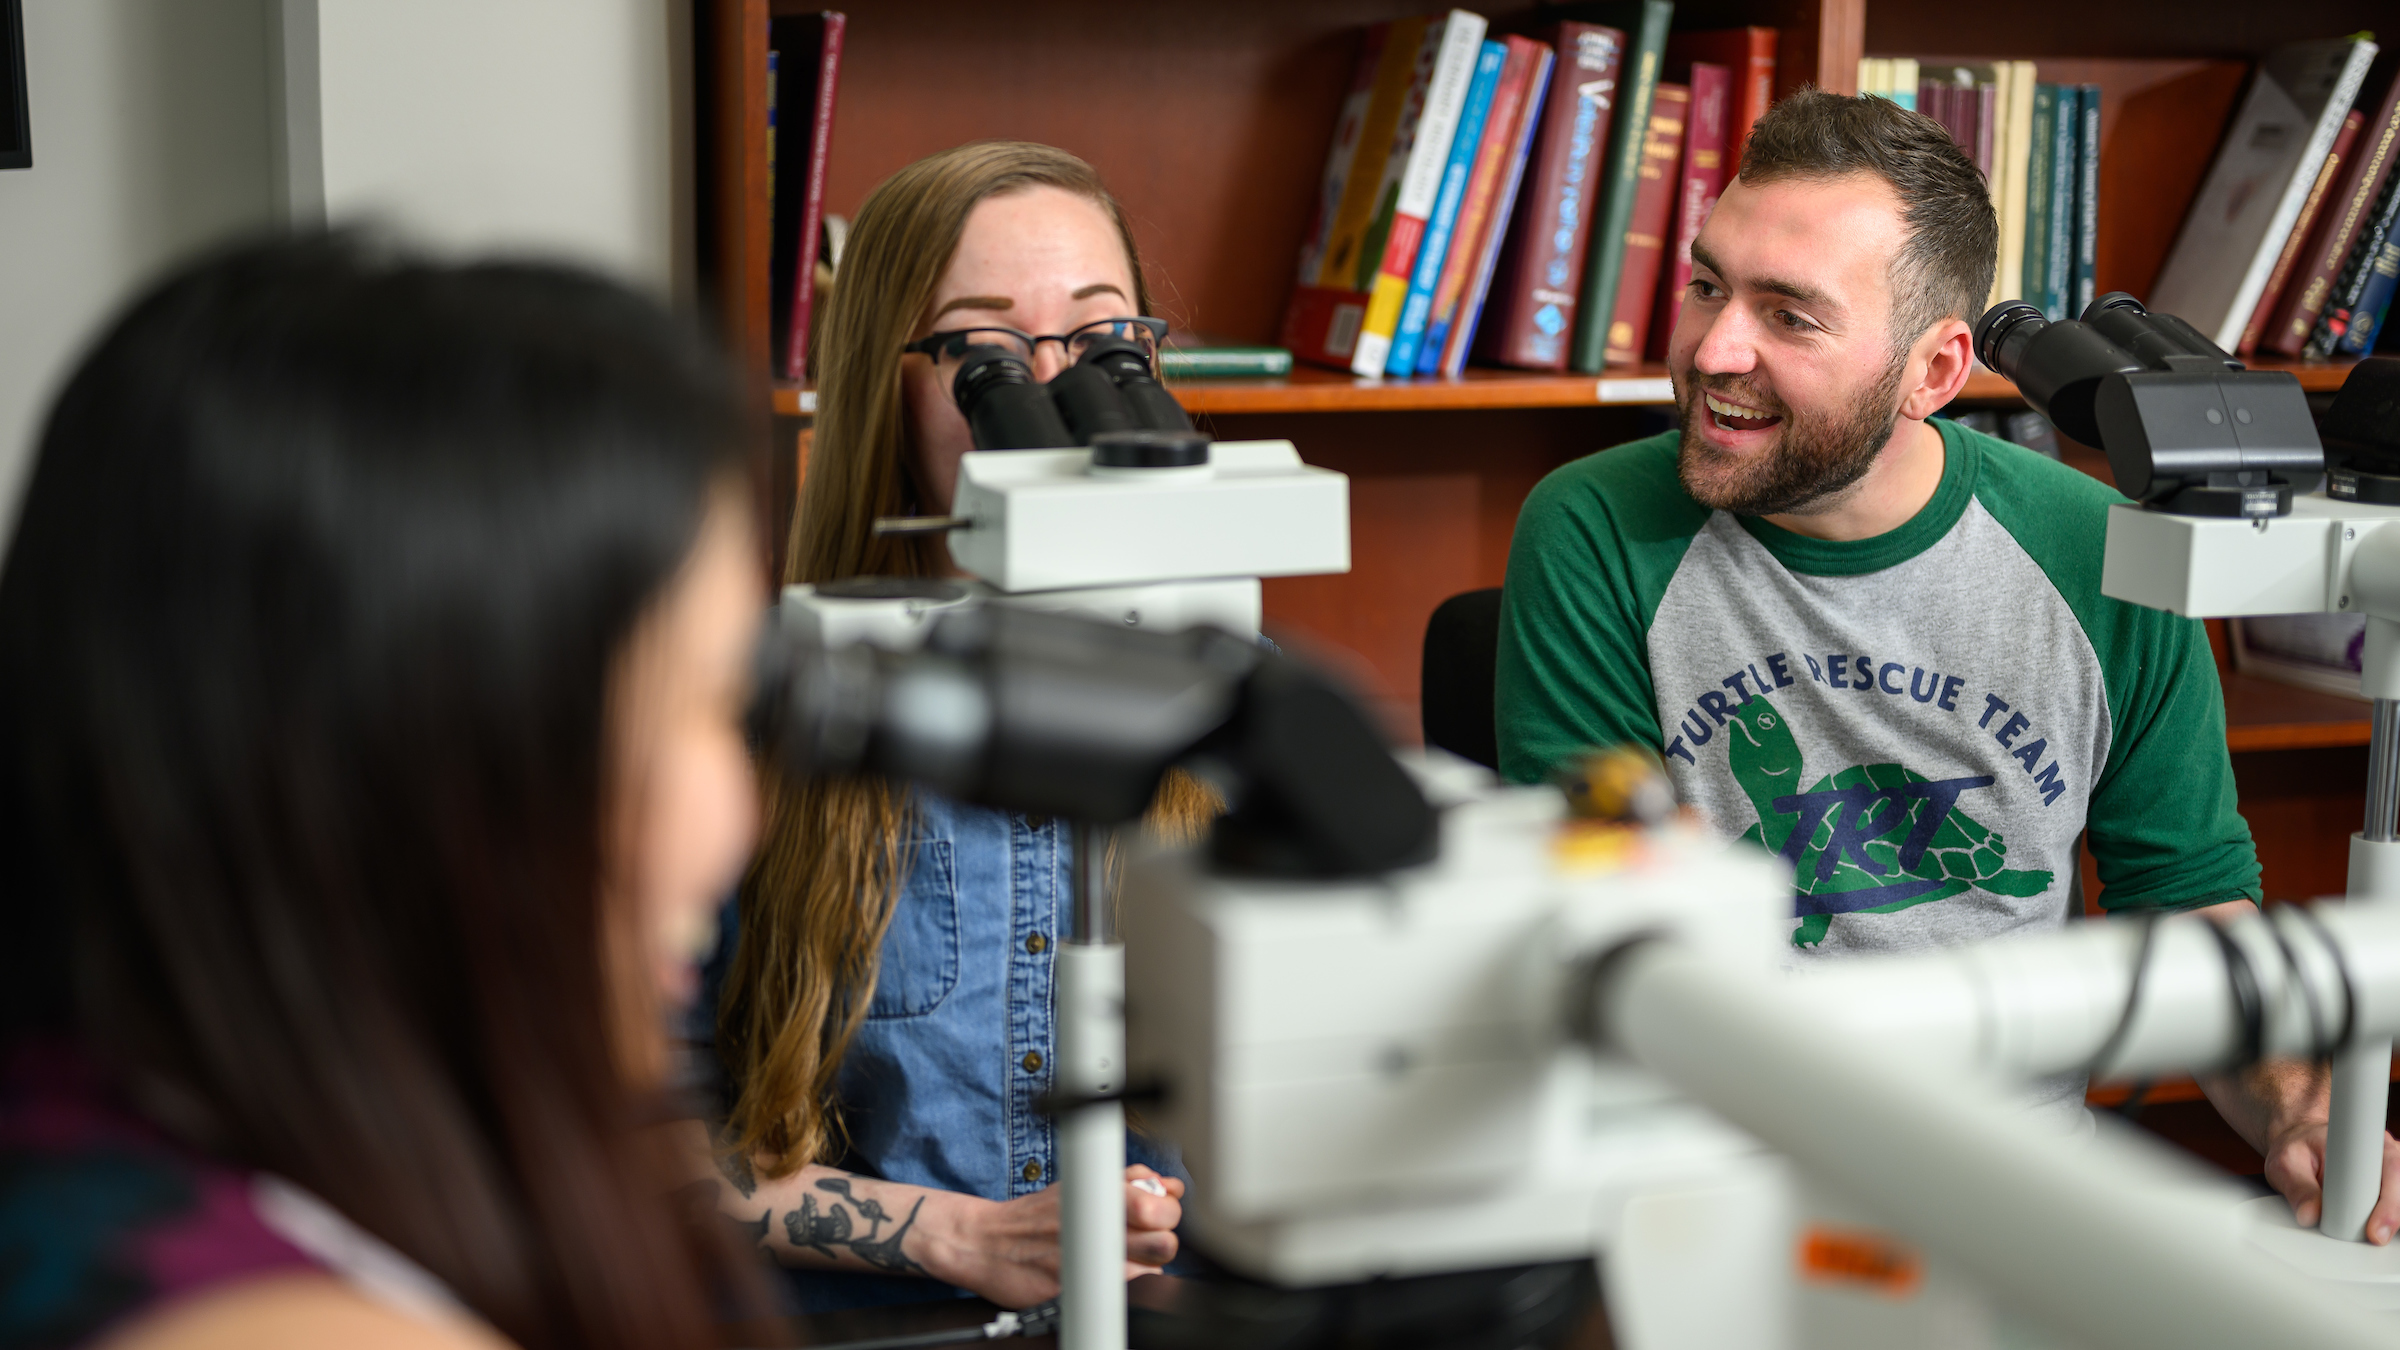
left=0, top=238, right=755, bottom=1349
left=720, top=142, right=1215, bottom=1176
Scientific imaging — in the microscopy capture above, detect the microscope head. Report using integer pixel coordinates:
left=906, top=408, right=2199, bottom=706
left=1974, top=292, right=2322, bottom=518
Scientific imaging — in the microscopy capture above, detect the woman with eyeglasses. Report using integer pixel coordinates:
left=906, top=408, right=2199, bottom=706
left=694, top=142, right=1204, bottom=1312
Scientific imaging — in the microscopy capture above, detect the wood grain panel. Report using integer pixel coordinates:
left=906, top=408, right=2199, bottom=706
left=807, top=0, right=1556, bottom=348
left=1218, top=406, right=1664, bottom=739
left=1867, top=1, right=2397, bottom=61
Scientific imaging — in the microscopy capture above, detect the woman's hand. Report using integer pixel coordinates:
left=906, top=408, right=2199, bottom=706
left=680, top=1125, right=1184, bottom=1309
left=927, top=1165, right=1185, bottom=1308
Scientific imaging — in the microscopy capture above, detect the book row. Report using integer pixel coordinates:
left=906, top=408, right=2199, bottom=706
left=2147, top=36, right=2400, bottom=361
left=1857, top=58, right=2098, bottom=328
left=1282, top=3, right=1774, bottom=379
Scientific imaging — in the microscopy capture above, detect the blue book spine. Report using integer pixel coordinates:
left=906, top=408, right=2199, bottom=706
left=1444, top=48, right=1555, bottom=376
left=2337, top=235, right=2400, bottom=356
left=1387, top=40, right=1507, bottom=377
left=2074, top=85, right=2100, bottom=319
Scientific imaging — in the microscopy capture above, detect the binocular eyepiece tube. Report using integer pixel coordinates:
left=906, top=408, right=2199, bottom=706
left=1972, top=292, right=2321, bottom=519
left=950, top=339, right=1198, bottom=453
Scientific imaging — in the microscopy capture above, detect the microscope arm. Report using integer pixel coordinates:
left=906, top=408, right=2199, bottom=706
left=1588, top=909, right=2400, bottom=1350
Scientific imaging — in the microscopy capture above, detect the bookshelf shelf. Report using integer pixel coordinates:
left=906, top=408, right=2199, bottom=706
left=765, top=354, right=2362, bottom=419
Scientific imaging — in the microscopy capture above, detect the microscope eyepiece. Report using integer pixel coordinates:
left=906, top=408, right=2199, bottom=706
left=951, top=343, right=1074, bottom=450
left=1972, top=294, right=2319, bottom=517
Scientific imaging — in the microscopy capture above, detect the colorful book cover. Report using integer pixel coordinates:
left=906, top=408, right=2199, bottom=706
left=1419, top=36, right=1548, bottom=375
left=1390, top=39, right=1509, bottom=375
left=1604, top=82, right=1685, bottom=366
left=2073, top=84, right=2100, bottom=318
left=2153, top=36, right=2379, bottom=349
left=2241, top=111, right=2361, bottom=354
left=768, top=12, right=845, bottom=383
left=2338, top=230, right=2400, bottom=355
left=1293, top=22, right=1394, bottom=289
left=1282, top=18, right=1426, bottom=369
left=2310, top=169, right=2400, bottom=356
left=1352, top=10, right=1490, bottom=377
left=2265, top=63, right=2400, bottom=357
left=1664, top=27, right=1774, bottom=180
left=1559, top=0, right=1674, bottom=374
left=1353, top=13, right=1478, bottom=374
left=1648, top=61, right=1728, bottom=360
left=1475, top=22, right=1622, bottom=372
left=1446, top=44, right=1555, bottom=376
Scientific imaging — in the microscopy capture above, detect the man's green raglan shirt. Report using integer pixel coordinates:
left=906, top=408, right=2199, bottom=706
left=1497, top=418, right=2261, bottom=956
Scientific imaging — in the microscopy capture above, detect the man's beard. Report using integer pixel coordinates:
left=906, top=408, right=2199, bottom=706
left=1674, top=350, right=1912, bottom=517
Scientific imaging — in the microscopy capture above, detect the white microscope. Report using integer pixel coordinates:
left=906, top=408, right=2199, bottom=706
left=759, top=321, right=2400, bottom=1350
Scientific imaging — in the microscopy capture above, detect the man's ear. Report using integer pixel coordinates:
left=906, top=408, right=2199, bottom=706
left=1898, top=318, right=1974, bottom=422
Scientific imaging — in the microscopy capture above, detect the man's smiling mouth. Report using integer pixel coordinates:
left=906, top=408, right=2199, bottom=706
left=1705, top=391, right=1784, bottom=433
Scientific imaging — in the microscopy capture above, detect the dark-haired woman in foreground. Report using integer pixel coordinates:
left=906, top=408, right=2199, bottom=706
left=0, top=238, right=766, bottom=1349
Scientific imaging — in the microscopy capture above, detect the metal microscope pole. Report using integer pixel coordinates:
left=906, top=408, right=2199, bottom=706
left=2325, top=675, right=2400, bottom=1243
left=1057, top=823, right=1127, bottom=1350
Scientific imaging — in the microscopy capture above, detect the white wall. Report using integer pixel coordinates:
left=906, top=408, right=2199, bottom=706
left=0, top=0, right=688, bottom=538
left=301, top=0, right=684, bottom=296
left=0, top=0, right=279, bottom=528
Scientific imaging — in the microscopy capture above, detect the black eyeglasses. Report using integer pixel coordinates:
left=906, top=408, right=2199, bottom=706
left=902, top=316, right=1168, bottom=369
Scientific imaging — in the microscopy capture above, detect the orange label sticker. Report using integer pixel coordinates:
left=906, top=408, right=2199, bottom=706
left=1798, top=1226, right=1923, bottom=1298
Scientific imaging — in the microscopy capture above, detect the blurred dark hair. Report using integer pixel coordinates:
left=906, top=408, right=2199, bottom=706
left=0, top=235, right=753, bottom=1350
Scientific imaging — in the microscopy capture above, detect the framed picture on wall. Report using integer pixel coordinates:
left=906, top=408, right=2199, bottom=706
left=0, top=0, right=26, bottom=171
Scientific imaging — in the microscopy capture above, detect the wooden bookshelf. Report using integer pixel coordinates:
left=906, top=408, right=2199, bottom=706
left=767, top=351, right=2357, bottom=418
left=703, top=0, right=2393, bottom=913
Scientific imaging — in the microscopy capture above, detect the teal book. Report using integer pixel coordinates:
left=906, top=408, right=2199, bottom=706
left=2073, top=85, right=2100, bottom=318
left=1159, top=341, right=1294, bottom=379
left=2042, top=83, right=2077, bottom=320
left=1557, top=0, right=1675, bottom=373
left=1390, top=40, right=1508, bottom=375
left=2022, top=84, right=2055, bottom=317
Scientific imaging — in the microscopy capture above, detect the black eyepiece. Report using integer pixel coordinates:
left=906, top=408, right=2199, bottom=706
left=1091, top=430, right=1210, bottom=470
left=1974, top=300, right=2048, bottom=376
left=952, top=344, right=1073, bottom=450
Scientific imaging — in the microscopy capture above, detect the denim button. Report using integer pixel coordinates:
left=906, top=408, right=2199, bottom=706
left=1026, top=932, right=1047, bottom=954
left=1022, top=1050, right=1043, bottom=1073
left=1023, top=814, right=1049, bottom=830
left=1022, top=1159, right=1043, bottom=1183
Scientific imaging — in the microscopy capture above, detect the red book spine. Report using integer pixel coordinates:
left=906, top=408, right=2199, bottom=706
left=1972, top=85, right=1995, bottom=179
left=1649, top=64, right=1730, bottom=359
left=1476, top=22, right=1623, bottom=371
left=776, top=12, right=845, bottom=383
left=1663, top=28, right=1775, bottom=180
left=1605, top=84, right=1687, bottom=366
left=2265, top=75, right=2400, bottom=358
left=2242, top=110, right=2364, bottom=354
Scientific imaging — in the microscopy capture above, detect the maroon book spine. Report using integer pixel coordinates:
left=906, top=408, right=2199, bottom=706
left=1649, top=64, right=1729, bottom=359
left=1475, top=22, right=1623, bottom=371
left=775, top=12, right=846, bottom=382
left=2264, top=72, right=2400, bottom=357
left=2242, top=110, right=2363, bottom=354
left=1605, top=83, right=1687, bottom=366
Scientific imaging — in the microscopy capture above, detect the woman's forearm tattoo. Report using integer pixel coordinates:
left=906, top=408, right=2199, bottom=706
left=745, top=1173, right=930, bottom=1277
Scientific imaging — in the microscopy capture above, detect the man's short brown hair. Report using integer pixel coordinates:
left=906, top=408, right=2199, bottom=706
left=1736, top=87, right=1998, bottom=347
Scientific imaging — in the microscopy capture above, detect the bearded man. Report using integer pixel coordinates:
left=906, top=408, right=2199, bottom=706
left=1496, top=89, right=2399, bottom=1237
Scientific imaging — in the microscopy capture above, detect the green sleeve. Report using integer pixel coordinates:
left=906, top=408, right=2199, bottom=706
left=1496, top=434, right=1708, bottom=784
left=1971, top=436, right=2261, bottom=910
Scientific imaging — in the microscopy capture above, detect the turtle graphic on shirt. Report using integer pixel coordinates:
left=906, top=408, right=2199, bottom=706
left=1722, top=695, right=2053, bottom=948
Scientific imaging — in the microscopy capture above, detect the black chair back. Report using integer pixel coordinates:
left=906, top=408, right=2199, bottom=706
left=1420, top=587, right=1504, bottom=770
